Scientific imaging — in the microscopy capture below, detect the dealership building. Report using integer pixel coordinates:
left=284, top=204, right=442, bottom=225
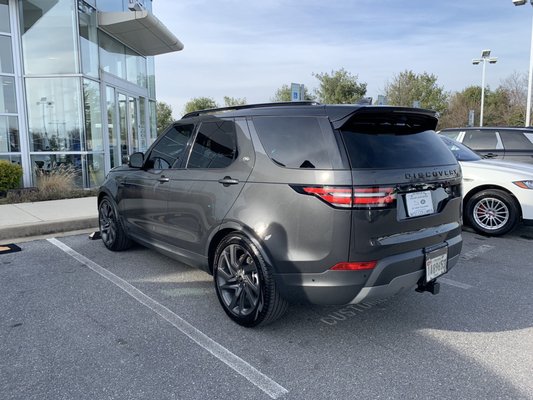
left=0, top=0, right=182, bottom=188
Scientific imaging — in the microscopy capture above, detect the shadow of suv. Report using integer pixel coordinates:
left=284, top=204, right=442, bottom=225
left=98, top=102, right=463, bottom=327
left=439, top=126, right=533, bottom=165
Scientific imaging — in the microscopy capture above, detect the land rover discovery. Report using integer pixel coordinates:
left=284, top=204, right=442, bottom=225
left=98, top=102, right=463, bottom=327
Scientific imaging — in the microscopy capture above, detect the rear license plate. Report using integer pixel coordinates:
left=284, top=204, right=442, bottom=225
left=425, top=246, right=448, bottom=282
left=406, top=190, right=434, bottom=217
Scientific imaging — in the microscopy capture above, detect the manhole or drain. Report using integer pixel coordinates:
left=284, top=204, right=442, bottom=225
left=0, top=244, right=21, bottom=255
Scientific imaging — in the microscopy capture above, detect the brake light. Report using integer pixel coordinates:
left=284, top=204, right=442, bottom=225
left=330, top=261, right=377, bottom=271
left=297, top=186, right=396, bottom=208
left=353, top=187, right=395, bottom=207
left=302, top=187, right=353, bottom=207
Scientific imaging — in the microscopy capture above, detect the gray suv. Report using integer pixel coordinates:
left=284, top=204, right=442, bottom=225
left=98, top=102, right=463, bottom=327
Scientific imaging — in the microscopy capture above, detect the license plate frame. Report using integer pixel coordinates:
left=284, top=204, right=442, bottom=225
left=405, top=190, right=434, bottom=217
left=425, top=246, right=448, bottom=282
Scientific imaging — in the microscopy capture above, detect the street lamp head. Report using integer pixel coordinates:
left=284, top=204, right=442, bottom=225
left=512, top=0, right=527, bottom=5
left=488, top=57, right=498, bottom=64
left=472, top=59, right=482, bottom=65
left=481, top=49, right=491, bottom=58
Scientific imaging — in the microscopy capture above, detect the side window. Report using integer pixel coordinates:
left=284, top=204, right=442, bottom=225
left=440, top=130, right=462, bottom=140
left=187, top=120, right=237, bottom=169
left=500, top=130, right=533, bottom=150
left=146, top=124, right=194, bottom=169
left=462, top=130, right=501, bottom=150
left=252, top=116, right=334, bottom=169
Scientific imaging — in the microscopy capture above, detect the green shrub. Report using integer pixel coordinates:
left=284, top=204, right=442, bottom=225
left=0, top=160, right=22, bottom=192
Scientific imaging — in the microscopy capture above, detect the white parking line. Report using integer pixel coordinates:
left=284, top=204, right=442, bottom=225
left=439, top=277, right=473, bottom=290
left=47, top=238, right=288, bottom=399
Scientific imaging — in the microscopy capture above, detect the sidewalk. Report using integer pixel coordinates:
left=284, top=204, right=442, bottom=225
left=0, top=197, right=98, bottom=243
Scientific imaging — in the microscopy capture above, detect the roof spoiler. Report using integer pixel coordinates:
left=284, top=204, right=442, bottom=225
left=331, top=106, right=439, bottom=131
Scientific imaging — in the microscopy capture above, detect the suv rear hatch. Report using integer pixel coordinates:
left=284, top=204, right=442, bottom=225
left=334, top=107, right=462, bottom=268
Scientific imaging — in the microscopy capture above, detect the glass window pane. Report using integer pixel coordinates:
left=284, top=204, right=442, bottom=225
left=0, top=0, right=10, bottom=33
left=0, top=116, right=19, bottom=152
left=0, top=155, right=21, bottom=165
left=118, top=93, right=127, bottom=160
left=462, top=129, right=499, bottom=150
left=79, top=3, right=98, bottom=77
left=146, top=124, right=194, bottom=169
left=86, top=153, right=105, bottom=187
left=188, top=121, right=237, bottom=169
left=253, top=116, right=335, bottom=169
left=139, top=97, right=147, bottom=150
left=20, top=0, right=78, bottom=74
left=0, top=35, right=13, bottom=73
left=99, top=31, right=126, bottom=79
left=83, top=79, right=102, bottom=151
left=0, top=76, right=16, bottom=113
left=500, top=130, right=533, bottom=150
left=26, top=77, right=82, bottom=152
left=31, top=153, right=83, bottom=188
left=149, top=99, right=156, bottom=143
left=147, top=57, right=155, bottom=98
left=106, top=86, right=117, bottom=168
left=129, top=97, right=138, bottom=152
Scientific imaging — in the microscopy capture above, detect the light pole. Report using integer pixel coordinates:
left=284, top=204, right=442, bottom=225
left=512, top=0, right=533, bottom=126
left=472, top=50, right=498, bottom=127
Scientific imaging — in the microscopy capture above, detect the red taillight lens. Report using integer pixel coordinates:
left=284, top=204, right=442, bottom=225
left=330, top=261, right=377, bottom=271
left=302, top=186, right=353, bottom=207
left=297, top=186, right=396, bottom=208
left=353, top=187, right=395, bottom=207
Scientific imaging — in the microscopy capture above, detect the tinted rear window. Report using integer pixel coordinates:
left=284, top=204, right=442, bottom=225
left=253, top=116, right=339, bottom=169
left=340, top=127, right=456, bottom=169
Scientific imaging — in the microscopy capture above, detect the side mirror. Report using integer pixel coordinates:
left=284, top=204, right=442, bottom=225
left=128, top=152, right=144, bottom=168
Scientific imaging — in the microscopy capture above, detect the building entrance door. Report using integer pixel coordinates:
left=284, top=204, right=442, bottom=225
left=118, top=92, right=140, bottom=164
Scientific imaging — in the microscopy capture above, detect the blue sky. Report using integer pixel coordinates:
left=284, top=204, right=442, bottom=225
left=152, top=0, right=533, bottom=117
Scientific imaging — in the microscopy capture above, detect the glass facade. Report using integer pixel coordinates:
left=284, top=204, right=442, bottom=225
left=2, top=0, right=169, bottom=189
left=19, top=0, right=79, bottom=75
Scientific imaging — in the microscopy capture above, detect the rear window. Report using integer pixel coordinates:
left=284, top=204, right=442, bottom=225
left=252, top=116, right=340, bottom=169
left=340, top=125, right=456, bottom=169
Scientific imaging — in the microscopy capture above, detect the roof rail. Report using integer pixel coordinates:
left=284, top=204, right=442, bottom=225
left=181, top=101, right=321, bottom=119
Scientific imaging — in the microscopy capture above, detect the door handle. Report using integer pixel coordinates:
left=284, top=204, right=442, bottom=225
left=158, top=176, right=170, bottom=183
left=485, top=152, right=498, bottom=158
left=218, top=176, right=239, bottom=186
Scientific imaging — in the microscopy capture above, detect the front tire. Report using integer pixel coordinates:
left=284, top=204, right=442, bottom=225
left=98, top=197, right=132, bottom=251
left=213, top=233, right=288, bottom=327
left=465, top=189, right=519, bottom=236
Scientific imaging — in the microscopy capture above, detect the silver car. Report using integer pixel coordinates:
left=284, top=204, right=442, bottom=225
left=98, top=103, right=463, bottom=326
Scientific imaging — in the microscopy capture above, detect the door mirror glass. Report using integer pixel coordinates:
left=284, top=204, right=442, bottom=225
left=128, top=152, right=144, bottom=168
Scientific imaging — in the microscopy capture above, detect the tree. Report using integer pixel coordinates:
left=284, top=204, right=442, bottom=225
left=183, top=97, right=218, bottom=115
left=384, top=70, right=448, bottom=114
left=156, top=101, right=174, bottom=134
left=313, top=68, right=367, bottom=104
left=223, top=96, right=247, bottom=107
left=271, top=84, right=316, bottom=102
left=500, top=71, right=527, bottom=126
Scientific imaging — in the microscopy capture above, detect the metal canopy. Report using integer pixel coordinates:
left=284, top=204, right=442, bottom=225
left=98, top=11, right=184, bottom=56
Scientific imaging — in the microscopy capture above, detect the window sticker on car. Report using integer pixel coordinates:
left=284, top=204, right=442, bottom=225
left=406, top=191, right=434, bottom=217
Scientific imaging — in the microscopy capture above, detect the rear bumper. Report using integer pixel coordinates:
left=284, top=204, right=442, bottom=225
left=275, top=234, right=462, bottom=305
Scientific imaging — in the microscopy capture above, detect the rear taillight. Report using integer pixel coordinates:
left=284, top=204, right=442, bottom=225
left=294, top=185, right=396, bottom=209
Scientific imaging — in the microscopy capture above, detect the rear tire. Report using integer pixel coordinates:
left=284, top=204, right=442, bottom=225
left=465, top=189, right=519, bottom=236
left=213, top=233, right=288, bottom=327
left=98, top=197, right=132, bottom=251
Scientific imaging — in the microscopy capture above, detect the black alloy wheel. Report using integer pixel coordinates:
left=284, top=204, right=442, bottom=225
left=98, top=197, right=131, bottom=251
left=213, top=234, right=288, bottom=327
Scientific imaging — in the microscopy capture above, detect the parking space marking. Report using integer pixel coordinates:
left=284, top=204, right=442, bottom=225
left=439, top=277, right=473, bottom=290
left=47, top=238, right=288, bottom=399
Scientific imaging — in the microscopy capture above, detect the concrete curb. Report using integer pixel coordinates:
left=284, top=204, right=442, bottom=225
left=0, top=217, right=98, bottom=243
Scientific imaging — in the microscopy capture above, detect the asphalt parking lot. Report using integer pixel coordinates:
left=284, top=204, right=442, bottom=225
left=1, top=227, right=533, bottom=400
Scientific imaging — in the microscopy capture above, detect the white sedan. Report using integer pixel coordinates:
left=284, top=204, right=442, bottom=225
left=440, top=135, right=533, bottom=236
